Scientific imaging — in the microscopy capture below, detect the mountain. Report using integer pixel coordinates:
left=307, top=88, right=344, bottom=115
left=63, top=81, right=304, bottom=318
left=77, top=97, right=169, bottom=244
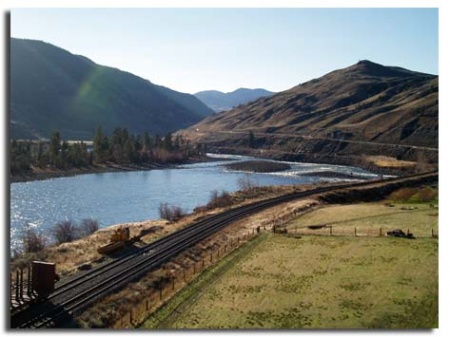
left=187, top=60, right=438, bottom=164
left=194, top=88, right=274, bottom=112
left=10, top=38, right=214, bottom=140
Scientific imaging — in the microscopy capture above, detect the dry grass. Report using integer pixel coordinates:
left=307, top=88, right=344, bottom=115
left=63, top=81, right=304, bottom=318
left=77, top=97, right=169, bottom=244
left=286, top=202, right=438, bottom=237
left=167, top=236, right=437, bottom=329
left=364, top=155, right=417, bottom=169
left=163, top=203, right=438, bottom=329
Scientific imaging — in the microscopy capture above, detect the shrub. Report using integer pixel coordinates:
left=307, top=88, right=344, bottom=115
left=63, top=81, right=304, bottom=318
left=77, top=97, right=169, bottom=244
left=416, top=187, right=438, bottom=203
left=207, top=190, right=234, bottom=209
left=389, top=188, right=417, bottom=202
left=51, top=220, right=80, bottom=244
left=238, top=174, right=258, bottom=192
left=159, top=203, right=185, bottom=222
left=80, top=218, right=100, bottom=236
left=20, top=225, right=47, bottom=253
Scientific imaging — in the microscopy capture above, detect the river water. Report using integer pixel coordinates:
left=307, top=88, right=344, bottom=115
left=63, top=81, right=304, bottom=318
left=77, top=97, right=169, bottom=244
left=9, top=154, right=378, bottom=253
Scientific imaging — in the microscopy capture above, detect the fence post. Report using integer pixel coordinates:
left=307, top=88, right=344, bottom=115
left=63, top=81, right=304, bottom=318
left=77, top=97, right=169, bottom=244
left=16, top=270, right=20, bottom=300
left=330, top=226, right=333, bottom=236
left=379, top=228, right=383, bottom=237
left=27, top=264, right=32, bottom=296
left=431, top=228, right=434, bottom=237
left=354, top=227, right=357, bottom=237
left=19, top=268, right=24, bottom=299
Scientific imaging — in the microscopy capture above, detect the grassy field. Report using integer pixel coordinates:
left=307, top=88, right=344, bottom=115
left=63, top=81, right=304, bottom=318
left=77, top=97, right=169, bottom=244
left=152, top=202, right=438, bottom=329
left=287, top=202, right=438, bottom=238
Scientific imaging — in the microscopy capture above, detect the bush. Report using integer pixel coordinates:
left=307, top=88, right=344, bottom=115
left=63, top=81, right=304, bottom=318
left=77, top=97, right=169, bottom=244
left=206, top=190, right=234, bottom=209
left=20, top=225, right=47, bottom=253
left=416, top=187, right=438, bottom=203
left=238, top=174, right=258, bottom=191
left=389, top=188, right=417, bottom=202
left=159, top=203, right=185, bottom=222
left=80, top=218, right=100, bottom=236
left=389, top=187, right=438, bottom=203
left=51, top=220, right=80, bottom=244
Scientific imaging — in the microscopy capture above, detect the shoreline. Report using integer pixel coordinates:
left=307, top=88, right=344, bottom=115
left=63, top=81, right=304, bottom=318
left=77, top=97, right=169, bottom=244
left=9, top=155, right=215, bottom=183
left=207, top=147, right=432, bottom=178
left=10, top=151, right=432, bottom=184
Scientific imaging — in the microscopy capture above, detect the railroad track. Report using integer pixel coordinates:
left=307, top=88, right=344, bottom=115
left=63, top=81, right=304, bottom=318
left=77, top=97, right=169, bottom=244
left=10, top=171, right=437, bottom=329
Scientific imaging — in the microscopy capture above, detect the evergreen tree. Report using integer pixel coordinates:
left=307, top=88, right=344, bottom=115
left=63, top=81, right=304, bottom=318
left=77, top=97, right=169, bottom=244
left=49, top=130, right=61, bottom=165
left=93, top=126, right=109, bottom=163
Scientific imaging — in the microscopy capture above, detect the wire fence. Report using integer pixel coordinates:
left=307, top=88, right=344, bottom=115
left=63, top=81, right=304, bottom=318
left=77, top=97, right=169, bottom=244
left=286, top=225, right=438, bottom=238
left=112, top=229, right=260, bottom=329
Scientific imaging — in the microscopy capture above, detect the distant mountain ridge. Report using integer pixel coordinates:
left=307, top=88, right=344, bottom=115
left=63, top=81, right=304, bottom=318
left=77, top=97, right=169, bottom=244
left=10, top=38, right=214, bottom=140
left=195, top=88, right=274, bottom=112
left=187, top=60, right=438, bottom=163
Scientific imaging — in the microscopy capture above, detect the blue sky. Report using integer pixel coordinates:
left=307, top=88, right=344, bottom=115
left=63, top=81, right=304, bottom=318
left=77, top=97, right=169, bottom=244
left=10, top=7, right=438, bottom=94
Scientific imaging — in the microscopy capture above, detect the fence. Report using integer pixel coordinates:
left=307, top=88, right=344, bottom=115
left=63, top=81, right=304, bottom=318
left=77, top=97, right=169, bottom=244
left=112, top=229, right=260, bottom=329
left=10, top=265, right=34, bottom=312
left=285, top=225, right=438, bottom=238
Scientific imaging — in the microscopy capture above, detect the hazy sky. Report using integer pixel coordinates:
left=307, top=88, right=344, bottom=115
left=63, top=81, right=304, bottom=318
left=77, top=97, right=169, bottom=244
left=10, top=7, right=438, bottom=94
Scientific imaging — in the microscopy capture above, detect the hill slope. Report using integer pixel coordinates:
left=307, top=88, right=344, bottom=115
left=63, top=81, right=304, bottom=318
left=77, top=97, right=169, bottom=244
left=187, top=61, right=438, bottom=164
left=10, top=38, right=213, bottom=140
left=195, top=88, right=274, bottom=112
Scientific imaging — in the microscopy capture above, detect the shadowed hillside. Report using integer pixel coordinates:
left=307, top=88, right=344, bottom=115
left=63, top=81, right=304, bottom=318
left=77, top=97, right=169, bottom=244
left=10, top=38, right=213, bottom=140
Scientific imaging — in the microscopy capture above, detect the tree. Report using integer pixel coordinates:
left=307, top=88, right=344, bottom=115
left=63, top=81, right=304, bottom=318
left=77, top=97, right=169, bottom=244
left=49, top=130, right=61, bottom=165
left=10, top=140, right=32, bottom=173
left=93, top=126, right=110, bottom=163
left=163, top=133, right=173, bottom=151
left=143, top=131, right=152, bottom=151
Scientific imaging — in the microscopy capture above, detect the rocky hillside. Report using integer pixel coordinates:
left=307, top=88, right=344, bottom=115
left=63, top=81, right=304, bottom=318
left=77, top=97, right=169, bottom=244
left=186, top=60, right=438, bottom=166
left=10, top=38, right=213, bottom=140
left=195, top=88, right=274, bottom=112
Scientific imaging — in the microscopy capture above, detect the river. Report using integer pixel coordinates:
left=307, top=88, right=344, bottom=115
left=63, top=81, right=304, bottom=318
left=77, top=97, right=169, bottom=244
left=9, top=154, right=379, bottom=253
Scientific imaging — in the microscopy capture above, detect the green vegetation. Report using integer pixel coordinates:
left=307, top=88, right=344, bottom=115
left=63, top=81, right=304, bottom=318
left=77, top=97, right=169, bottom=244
left=11, top=38, right=212, bottom=140
left=147, top=202, right=438, bottom=329
left=10, top=127, right=200, bottom=175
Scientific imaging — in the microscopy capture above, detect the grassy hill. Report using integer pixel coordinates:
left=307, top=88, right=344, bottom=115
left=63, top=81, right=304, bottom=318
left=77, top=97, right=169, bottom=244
left=186, top=60, right=438, bottom=165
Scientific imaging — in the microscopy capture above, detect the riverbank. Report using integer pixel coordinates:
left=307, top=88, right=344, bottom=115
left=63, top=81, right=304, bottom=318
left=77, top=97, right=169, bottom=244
left=208, top=147, right=436, bottom=177
left=9, top=155, right=214, bottom=183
